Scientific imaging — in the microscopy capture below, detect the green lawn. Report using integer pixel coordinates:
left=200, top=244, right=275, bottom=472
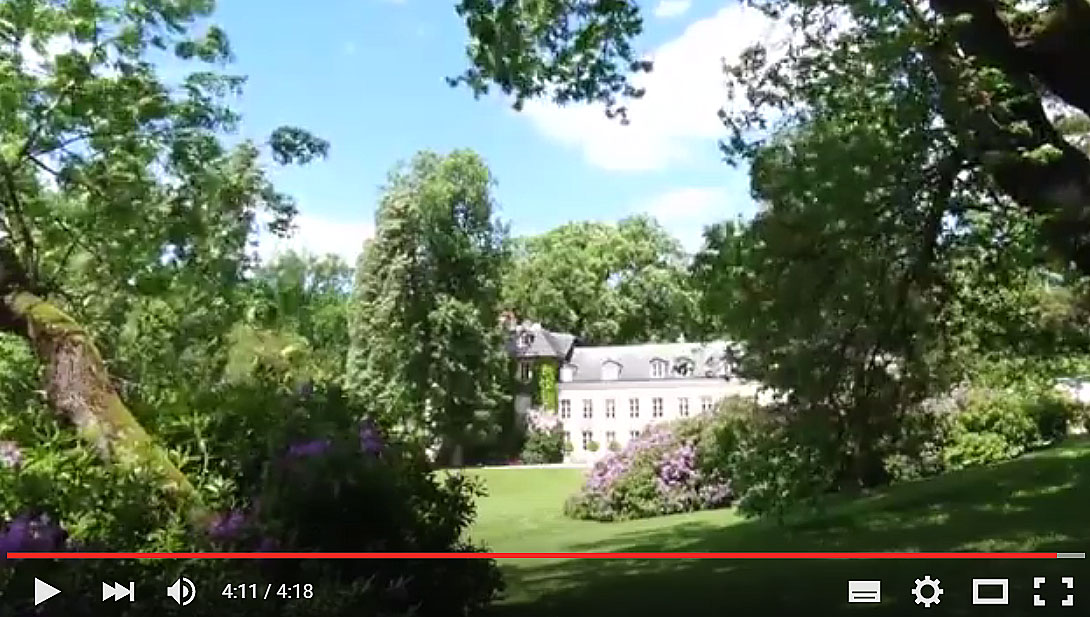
left=465, top=439, right=1090, bottom=616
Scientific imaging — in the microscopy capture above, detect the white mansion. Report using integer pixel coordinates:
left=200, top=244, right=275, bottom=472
left=506, top=321, right=764, bottom=462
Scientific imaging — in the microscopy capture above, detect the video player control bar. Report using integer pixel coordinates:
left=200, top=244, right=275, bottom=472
left=1058, top=553, right=1086, bottom=559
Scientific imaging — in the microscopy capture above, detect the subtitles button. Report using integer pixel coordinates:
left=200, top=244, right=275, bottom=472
left=848, top=580, right=881, bottom=603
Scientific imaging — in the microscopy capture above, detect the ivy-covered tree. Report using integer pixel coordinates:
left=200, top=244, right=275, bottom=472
left=503, top=216, right=700, bottom=344
left=347, top=150, right=510, bottom=466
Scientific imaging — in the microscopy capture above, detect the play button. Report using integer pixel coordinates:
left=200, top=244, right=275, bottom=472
left=34, top=578, right=61, bottom=606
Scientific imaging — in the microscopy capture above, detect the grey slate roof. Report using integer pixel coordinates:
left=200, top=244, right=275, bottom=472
left=564, top=341, right=733, bottom=382
left=506, top=324, right=577, bottom=359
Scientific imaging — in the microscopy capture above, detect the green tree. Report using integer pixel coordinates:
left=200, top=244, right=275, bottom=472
left=503, top=215, right=700, bottom=344
left=237, top=251, right=353, bottom=385
left=451, top=0, right=1090, bottom=278
left=347, top=150, right=510, bottom=465
left=0, top=0, right=325, bottom=509
left=688, top=20, right=1090, bottom=492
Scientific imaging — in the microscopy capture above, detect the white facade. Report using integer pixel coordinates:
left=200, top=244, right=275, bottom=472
left=557, top=378, right=762, bottom=463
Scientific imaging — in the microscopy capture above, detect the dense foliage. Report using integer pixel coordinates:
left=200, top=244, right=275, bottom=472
left=239, top=252, right=353, bottom=386
left=1, top=332, right=503, bottom=616
left=564, top=413, right=732, bottom=521
left=941, top=385, right=1078, bottom=470
left=452, top=0, right=1090, bottom=524
left=519, top=410, right=565, bottom=465
left=0, top=2, right=518, bottom=614
left=503, top=216, right=700, bottom=345
left=2, top=5, right=1090, bottom=615
left=346, top=151, right=512, bottom=465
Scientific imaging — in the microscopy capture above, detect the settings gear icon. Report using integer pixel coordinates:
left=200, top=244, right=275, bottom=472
left=912, top=576, right=943, bottom=608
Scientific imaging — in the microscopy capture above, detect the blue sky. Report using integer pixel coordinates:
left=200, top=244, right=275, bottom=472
left=206, top=0, right=774, bottom=263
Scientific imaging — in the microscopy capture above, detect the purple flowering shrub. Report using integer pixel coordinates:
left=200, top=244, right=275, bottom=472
left=200, top=416, right=502, bottom=616
left=563, top=416, right=733, bottom=521
left=1, top=334, right=502, bottom=617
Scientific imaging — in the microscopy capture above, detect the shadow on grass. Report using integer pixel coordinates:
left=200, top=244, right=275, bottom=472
left=490, top=439, right=1090, bottom=617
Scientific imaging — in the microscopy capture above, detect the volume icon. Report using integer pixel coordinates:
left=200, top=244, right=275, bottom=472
left=166, top=577, right=197, bottom=606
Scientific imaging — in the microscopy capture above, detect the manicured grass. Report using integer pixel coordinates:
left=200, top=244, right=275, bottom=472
left=465, top=439, right=1090, bottom=616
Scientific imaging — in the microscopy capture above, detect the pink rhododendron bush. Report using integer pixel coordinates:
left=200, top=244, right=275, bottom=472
left=563, top=411, right=733, bottom=521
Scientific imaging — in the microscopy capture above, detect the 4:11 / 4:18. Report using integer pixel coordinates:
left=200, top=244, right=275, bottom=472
left=222, top=583, right=314, bottom=600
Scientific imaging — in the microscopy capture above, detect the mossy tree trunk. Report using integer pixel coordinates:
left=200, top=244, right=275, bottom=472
left=0, top=250, right=201, bottom=520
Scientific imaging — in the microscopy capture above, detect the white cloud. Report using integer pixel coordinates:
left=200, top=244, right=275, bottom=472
left=20, top=36, right=92, bottom=75
left=653, top=0, right=692, bottom=18
left=644, top=187, right=727, bottom=221
left=637, top=186, right=755, bottom=251
left=520, top=4, right=786, bottom=171
left=256, top=214, right=374, bottom=265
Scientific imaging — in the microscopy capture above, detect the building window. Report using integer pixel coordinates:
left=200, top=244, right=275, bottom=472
left=678, top=397, right=690, bottom=418
left=629, top=430, right=641, bottom=440
left=581, top=431, right=593, bottom=449
left=701, top=396, right=714, bottom=413
left=559, top=364, right=575, bottom=382
left=582, top=399, right=593, bottom=419
left=518, top=360, right=533, bottom=382
left=673, top=357, right=694, bottom=377
left=602, top=361, right=621, bottom=381
left=652, top=397, right=664, bottom=418
left=517, top=331, right=535, bottom=349
left=606, top=431, right=616, bottom=445
left=560, top=399, right=571, bottom=419
left=605, top=399, right=616, bottom=418
left=628, top=398, right=640, bottom=418
left=650, top=359, right=668, bottom=379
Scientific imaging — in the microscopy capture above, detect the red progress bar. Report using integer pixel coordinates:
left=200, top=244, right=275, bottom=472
left=5, top=552, right=1061, bottom=559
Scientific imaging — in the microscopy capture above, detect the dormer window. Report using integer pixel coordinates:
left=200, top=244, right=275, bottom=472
left=673, top=357, right=694, bottom=377
left=650, top=359, right=668, bottom=379
left=705, top=355, right=726, bottom=377
left=559, top=364, right=576, bottom=383
left=517, top=331, right=535, bottom=349
left=518, top=360, right=533, bottom=382
left=602, top=361, right=621, bottom=381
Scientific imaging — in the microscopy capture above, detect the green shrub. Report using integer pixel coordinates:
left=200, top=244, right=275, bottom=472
left=882, top=395, right=955, bottom=482
left=520, top=425, right=565, bottom=465
left=707, top=398, right=836, bottom=521
left=1025, top=393, right=1077, bottom=442
left=520, top=410, right=565, bottom=464
left=942, top=386, right=1076, bottom=470
left=587, top=440, right=600, bottom=452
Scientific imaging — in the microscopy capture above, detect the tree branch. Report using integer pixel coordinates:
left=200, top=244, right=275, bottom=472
left=0, top=160, right=38, bottom=281
left=911, top=2, right=1090, bottom=276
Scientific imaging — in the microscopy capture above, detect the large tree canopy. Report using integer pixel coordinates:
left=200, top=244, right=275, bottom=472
left=0, top=0, right=325, bottom=511
left=447, top=0, right=1090, bottom=490
left=503, top=215, right=700, bottom=344
left=346, top=150, right=510, bottom=465
left=453, top=0, right=1090, bottom=277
